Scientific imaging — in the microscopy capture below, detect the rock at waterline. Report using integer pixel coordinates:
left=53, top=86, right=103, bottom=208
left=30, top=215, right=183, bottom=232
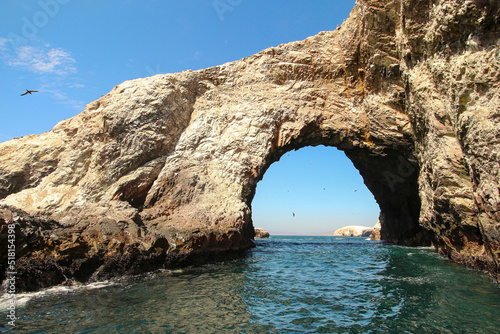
left=370, top=220, right=381, bottom=241
left=254, top=228, right=270, bottom=238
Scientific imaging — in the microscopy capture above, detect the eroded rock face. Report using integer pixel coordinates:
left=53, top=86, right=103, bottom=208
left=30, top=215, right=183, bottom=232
left=0, top=0, right=499, bottom=290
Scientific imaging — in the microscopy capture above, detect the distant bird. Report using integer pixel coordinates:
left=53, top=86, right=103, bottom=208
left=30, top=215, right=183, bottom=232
left=354, top=190, right=357, bottom=192
left=20, top=89, right=39, bottom=96
left=293, top=212, right=295, bottom=217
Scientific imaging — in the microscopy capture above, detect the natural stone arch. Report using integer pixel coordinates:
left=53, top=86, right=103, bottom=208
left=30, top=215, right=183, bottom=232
left=246, top=141, right=423, bottom=244
left=1, top=0, right=499, bottom=290
left=140, top=84, right=424, bottom=244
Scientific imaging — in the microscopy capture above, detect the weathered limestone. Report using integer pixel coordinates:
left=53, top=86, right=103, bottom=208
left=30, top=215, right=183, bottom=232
left=0, top=0, right=499, bottom=290
left=333, top=226, right=374, bottom=238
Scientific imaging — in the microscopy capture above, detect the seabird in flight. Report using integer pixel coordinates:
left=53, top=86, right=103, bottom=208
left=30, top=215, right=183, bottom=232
left=20, top=89, right=39, bottom=96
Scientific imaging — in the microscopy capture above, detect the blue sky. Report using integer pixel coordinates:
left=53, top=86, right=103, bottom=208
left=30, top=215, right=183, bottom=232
left=0, top=0, right=379, bottom=234
left=253, top=146, right=379, bottom=235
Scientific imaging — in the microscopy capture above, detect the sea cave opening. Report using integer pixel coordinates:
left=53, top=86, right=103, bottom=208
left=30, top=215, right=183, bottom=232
left=251, top=145, right=380, bottom=236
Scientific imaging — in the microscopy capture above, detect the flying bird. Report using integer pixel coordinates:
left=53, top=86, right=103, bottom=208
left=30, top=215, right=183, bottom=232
left=293, top=212, right=295, bottom=217
left=20, top=89, right=39, bottom=96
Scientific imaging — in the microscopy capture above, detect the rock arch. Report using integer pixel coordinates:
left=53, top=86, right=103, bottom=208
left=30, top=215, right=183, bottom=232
left=1, top=0, right=499, bottom=290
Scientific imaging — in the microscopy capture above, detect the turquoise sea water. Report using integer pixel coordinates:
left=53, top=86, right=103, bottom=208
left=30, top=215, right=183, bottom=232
left=1, top=236, right=500, bottom=333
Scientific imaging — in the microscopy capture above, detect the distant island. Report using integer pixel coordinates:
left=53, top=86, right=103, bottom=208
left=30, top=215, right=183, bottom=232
left=255, top=227, right=270, bottom=238
left=332, top=222, right=381, bottom=239
left=333, top=226, right=373, bottom=237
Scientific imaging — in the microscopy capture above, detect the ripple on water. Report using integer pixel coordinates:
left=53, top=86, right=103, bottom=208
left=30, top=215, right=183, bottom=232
left=1, top=236, right=499, bottom=333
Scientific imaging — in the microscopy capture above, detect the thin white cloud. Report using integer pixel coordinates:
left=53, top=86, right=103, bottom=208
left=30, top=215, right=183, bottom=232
left=43, top=87, right=85, bottom=111
left=0, top=37, right=85, bottom=116
left=68, top=83, right=86, bottom=89
left=0, top=37, right=8, bottom=51
left=7, top=45, right=76, bottom=75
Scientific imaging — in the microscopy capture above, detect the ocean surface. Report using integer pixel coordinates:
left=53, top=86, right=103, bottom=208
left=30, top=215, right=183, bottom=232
left=1, top=236, right=500, bottom=333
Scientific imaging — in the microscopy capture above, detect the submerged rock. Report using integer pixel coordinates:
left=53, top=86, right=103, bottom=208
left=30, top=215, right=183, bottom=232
left=333, top=226, right=374, bottom=238
left=254, top=228, right=270, bottom=239
left=0, top=0, right=499, bottom=290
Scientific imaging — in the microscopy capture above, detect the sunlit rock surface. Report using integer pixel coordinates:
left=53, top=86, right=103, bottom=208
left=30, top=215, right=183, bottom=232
left=370, top=220, right=382, bottom=240
left=254, top=228, right=270, bottom=239
left=333, top=226, right=374, bottom=238
left=0, top=0, right=499, bottom=290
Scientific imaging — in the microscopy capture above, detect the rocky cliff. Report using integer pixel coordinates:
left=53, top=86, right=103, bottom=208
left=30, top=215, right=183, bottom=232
left=1, top=0, right=499, bottom=291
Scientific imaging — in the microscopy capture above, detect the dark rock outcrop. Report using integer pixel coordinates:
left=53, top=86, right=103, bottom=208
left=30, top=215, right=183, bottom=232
left=0, top=0, right=499, bottom=291
left=254, top=228, right=270, bottom=239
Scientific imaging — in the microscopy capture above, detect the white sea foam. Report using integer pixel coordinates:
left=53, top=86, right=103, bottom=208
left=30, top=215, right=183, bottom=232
left=414, top=246, right=436, bottom=250
left=0, top=268, right=184, bottom=312
left=0, top=280, right=116, bottom=310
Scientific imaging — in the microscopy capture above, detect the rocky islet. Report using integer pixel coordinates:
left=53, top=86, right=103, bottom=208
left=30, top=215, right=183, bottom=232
left=0, top=0, right=499, bottom=291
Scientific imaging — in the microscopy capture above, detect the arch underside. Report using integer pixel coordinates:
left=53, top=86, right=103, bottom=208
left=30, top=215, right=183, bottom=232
left=247, top=135, right=423, bottom=245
